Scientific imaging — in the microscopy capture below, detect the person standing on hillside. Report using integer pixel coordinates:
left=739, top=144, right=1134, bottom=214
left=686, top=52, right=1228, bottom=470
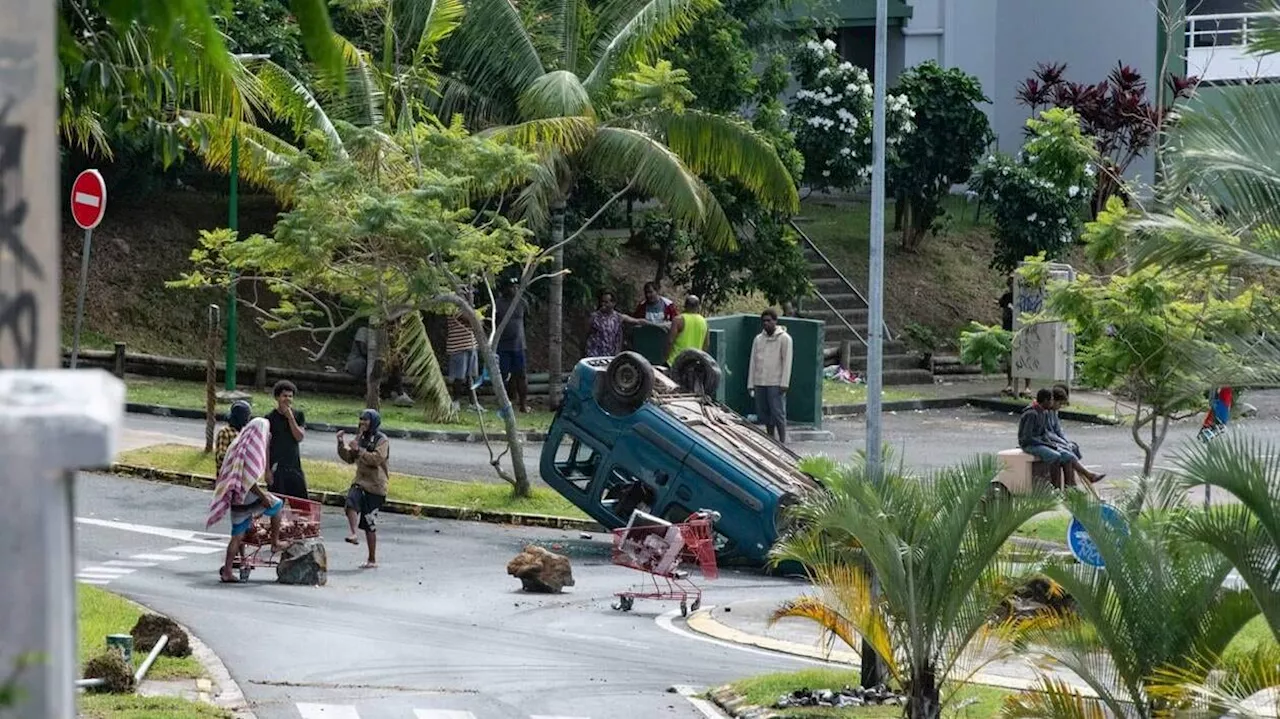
left=748, top=308, right=793, bottom=443
left=338, top=409, right=390, bottom=568
left=265, top=380, right=308, bottom=499
left=494, top=279, right=531, bottom=414
left=666, top=295, right=709, bottom=366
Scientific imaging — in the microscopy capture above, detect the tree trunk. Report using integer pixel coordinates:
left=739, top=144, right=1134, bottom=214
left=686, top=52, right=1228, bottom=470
left=893, top=191, right=906, bottom=231
left=455, top=299, right=530, bottom=496
left=907, top=667, right=941, bottom=719
left=548, top=201, right=566, bottom=410
left=364, top=322, right=384, bottom=410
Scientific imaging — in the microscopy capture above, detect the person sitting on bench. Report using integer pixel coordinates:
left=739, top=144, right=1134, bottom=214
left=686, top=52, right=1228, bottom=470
left=1018, top=388, right=1077, bottom=489
left=1048, top=384, right=1105, bottom=485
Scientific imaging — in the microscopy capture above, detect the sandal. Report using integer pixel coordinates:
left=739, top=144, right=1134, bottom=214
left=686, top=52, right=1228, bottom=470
left=360, top=561, right=378, bottom=569
left=1089, top=473, right=1107, bottom=484
left=219, top=569, right=240, bottom=584
left=344, top=535, right=360, bottom=546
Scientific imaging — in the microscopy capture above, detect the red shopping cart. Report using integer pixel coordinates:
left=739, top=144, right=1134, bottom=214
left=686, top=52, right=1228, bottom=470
left=610, top=511, right=718, bottom=617
left=232, top=496, right=322, bottom=581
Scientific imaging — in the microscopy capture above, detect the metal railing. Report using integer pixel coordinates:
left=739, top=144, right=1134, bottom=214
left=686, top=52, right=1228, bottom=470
left=789, top=218, right=893, bottom=343
left=1185, top=11, right=1280, bottom=81
left=1185, top=11, right=1275, bottom=50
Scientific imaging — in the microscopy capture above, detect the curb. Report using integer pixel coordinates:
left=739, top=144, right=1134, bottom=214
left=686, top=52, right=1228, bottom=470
left=108, top=463, right=605, bottom=534
left=186, top=622, right=257, bottom=719
left=706, top=684, right=778, bottom=719
left=822, top=396, right=1122, bottom=426
left=125, top=403, right=550, bottom=443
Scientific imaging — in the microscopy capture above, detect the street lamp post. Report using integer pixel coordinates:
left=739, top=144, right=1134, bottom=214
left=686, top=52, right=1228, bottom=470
left=225, top=54, right=270, bottom=393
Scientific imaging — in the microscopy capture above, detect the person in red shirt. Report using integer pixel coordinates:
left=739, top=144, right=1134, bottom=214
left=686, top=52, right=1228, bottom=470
left=632, top=282, right=678, bottom=325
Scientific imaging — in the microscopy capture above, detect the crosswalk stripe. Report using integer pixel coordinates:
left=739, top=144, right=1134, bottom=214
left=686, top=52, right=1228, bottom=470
left=131, top=553, right=186, bottom=562
left=530, top=716, right=592, bottom=719
left=77, top=566, right=135, bottom=576
left=104, top=560, right=158, bottom=568
left=296, top=703, right=361, bottom=719
left=77, top=578, right=111, bottom=585
left=168, top=544, right=224, bottom=555
left=413, top=711, right=477, bottom=719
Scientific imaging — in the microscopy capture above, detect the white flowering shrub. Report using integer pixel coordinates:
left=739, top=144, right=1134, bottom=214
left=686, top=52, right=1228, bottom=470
left=789, top=37, right=914, bottom=192
left=968, top=107, right=1096, bottom=272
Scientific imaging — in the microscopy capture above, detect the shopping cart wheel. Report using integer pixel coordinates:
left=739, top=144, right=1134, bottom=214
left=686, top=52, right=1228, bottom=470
left=613, top=596, right=634, bottom=612
left=690, top=598, right=701, bottom=613
left=239, top=566, right=251, bottom=582
left=680, top=601, right=688, bottom=618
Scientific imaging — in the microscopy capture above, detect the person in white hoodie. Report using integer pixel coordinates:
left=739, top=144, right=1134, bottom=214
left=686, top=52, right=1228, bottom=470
left=747, top=308, right=793, bottom=443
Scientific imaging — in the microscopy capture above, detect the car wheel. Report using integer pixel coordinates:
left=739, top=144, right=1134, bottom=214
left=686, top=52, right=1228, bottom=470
left=599, top=352, right=654, bottom=415
left=670, top=349, right=721, bottom=396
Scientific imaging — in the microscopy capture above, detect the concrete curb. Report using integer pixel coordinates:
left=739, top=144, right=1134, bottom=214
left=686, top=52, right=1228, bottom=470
left=108, top=463, right=605, bottom=533
left=823, top=396, right=1122, bottom=426
left=186, top=622, right=257, bottom=719
left=685, top=608, right=1072, bottom=695
left=706, top=684, right=778, bottom=719
left=125, top=403, right=550, bottom=443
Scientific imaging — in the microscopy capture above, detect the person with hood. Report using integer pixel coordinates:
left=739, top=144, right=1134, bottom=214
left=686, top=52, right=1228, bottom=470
left=208, top=417, right=285, bottom=583
left=338, top=409, right=390, bottom=568
left=748, top=308, right=794, bottom=443
left=214, top=400, right=253, bottom=472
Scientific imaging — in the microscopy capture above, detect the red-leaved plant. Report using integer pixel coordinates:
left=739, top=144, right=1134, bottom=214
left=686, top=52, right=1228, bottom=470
left=1016, top=62, right=1199, bottom=217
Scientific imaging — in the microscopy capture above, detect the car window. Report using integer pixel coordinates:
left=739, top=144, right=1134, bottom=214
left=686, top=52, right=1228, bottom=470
left=601, top=467, right=655, bottom=520
left=553, top=433, right=599, bottom=493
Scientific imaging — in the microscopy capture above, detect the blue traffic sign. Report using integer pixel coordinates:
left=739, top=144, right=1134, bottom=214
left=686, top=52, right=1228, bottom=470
left=1067, top=503, right=1128, bottom=568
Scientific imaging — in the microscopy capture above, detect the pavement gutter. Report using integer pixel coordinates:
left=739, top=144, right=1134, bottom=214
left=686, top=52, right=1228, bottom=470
left=824, top=397, right=1122, bottom=426
left=107, top=463, right=606, bottom=534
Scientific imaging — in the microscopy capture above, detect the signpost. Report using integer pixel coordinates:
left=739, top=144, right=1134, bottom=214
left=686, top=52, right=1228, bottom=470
left=1067, top=504, right=1129, bottom=568
left=69, top=169, right=106, bottom=369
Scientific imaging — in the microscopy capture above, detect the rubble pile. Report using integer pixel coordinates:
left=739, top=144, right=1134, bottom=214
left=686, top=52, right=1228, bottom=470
left=775, top=685, right=906, bottom=709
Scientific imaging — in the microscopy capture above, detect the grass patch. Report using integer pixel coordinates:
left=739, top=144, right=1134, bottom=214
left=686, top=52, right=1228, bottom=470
left=1012, top=513, right=1071, bottom=545
left=821, top=383, right=935, bottom=407
left=126, top=377, right=556, bottom=434
left=1224, top=616, right=1277, bottom=663
left=78, top=585, right=203, bottom=682
left=79, top=695, right=230, bottom=718
left=991, top=395, right=1120, bottom=422
left=117, top=443, right=590, bottom=520
left=728, top=669, right=1011, bottom=718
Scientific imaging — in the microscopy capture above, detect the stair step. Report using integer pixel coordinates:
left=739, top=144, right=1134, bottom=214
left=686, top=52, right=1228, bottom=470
left=843, top=353, right=927, bottom=372
left=883, top=369, right=936, bottom=386
left=803, top=307, right=869, bottom=324
left=825, top=339, right=910, bottom=356
left=814, top=276, right=855, bottom=290
left=815, top=293, right=868, bottom=306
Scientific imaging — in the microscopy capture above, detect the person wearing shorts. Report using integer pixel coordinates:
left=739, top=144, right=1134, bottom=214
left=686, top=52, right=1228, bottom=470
left=1018, top=388, right=1076, bottom=488
left=207, top=417, right=285, bottom=583
left=338, top=409, right=390, bottom=568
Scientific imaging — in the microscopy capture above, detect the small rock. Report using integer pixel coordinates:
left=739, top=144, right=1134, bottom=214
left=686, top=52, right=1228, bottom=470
left=506, top=544, right=575, bottom=593
left=276, top=539, right=328, bottom=586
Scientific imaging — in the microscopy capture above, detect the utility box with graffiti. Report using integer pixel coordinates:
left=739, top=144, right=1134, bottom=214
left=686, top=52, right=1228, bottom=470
left=1012, top=263, right=1075, bottom=384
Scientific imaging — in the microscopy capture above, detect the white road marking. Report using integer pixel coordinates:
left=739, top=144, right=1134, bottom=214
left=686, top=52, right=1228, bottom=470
left=530, top=715, right=592, bottom=719
left=168, top=544, right=225, bottom=555
left=74, top=191, right=101, bottom=207
left=654, top=606, right=825, bottom=667
left=76, top=578, right=111, bottom=585
left=104, top=560, right=158, bottom=568
left=671, top=686, right=728, bottom=719
left=131, top=553, right=186, bottom=562
left=77, top=517, right=223, bottom=544
left=296, top=703, right=361, bottom=719
left=76, top=566, right=135, bottom=576
left=413, top=711, right=477, bottom=719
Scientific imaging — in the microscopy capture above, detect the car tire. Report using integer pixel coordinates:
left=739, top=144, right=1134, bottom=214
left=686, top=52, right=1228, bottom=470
left=598, top=351, right=654, bottom=415
left=670, top=349, right=721, bottom=397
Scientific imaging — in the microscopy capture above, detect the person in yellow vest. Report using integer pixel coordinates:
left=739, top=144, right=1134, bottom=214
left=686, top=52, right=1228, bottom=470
left=666, top=295, right=709, bottom=366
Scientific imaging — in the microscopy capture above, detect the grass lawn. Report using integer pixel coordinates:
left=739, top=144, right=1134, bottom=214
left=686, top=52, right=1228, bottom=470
left=79, top=695, right=230, bottom=719
left=78, top=586, right=202, bottom=681
left=821, top=383, right=936, bottom=407
left=1224, top=616, right=1277, bottom=663
left=126, top=377, right=556, bottom=434
left=117, top=444, right=590, bottom=520
left=728, top=669, right=1011, bottom=718
left=1012, top=513, right=1072, bottom=545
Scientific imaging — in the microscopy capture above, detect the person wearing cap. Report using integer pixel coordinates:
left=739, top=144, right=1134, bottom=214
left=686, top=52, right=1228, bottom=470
left=214, top=400, right=253, bottom=472
left=666, top=294, right=709, bottom=366
left=338, top=409, right=390, bottom=568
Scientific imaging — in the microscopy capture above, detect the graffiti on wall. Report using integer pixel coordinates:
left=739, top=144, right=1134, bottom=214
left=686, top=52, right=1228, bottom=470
left=0, top=38, right=39, bottom=369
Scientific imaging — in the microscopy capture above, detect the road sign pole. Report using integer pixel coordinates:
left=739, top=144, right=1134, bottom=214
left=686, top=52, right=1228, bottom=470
left=69, top=228, right=93, bottom=369
left=225, top=132, right=239, bottom=392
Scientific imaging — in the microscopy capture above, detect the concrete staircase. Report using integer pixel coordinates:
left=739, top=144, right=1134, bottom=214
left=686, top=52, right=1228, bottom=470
left=794, top=226, right=933, bottom=386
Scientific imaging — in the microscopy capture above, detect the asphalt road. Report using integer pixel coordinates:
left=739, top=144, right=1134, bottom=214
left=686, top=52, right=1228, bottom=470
left=124, top=393, right=1280, bottom=493
left=75, top=472, right=813, bottom=719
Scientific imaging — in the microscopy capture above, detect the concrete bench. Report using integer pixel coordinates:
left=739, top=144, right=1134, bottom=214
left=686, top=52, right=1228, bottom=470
left=993, top=448, right=1052, bottom=495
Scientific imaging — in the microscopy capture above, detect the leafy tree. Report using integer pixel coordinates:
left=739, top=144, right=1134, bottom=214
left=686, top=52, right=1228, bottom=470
left=789, top=37, right=914, bottom=194
left=435, top=0, right=800, bottom=403
left=889, top=61, right=991, bottom=251
left=970, top=108, right=1096, bottom=273
left=1016, top=62, right=1198, bottom=217
left=958, top=322, right=1012, bottom=375
left=1002, top=487, right=1260, bottom=719
left=771, top=453, right=1058, bottom=719
left=1026, top=212, right=1270, bottom=475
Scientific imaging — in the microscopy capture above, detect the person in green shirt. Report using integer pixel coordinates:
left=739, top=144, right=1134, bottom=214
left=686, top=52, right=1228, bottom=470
left=666, top=295, right=709, bottom=365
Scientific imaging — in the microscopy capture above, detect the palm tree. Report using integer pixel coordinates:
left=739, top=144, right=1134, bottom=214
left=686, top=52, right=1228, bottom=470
left=1001, top=485, right=1261, bottom=719
left=770, top=453, right=1059, bottom=719
left=436, top=0, right=800, bottom=403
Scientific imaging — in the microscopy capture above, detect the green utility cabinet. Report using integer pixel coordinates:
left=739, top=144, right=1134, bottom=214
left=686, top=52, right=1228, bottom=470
left=628, top=314, right=823, bottom=428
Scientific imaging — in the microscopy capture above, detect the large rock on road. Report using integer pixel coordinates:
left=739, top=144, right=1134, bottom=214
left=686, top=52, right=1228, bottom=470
left=277, top=539, right=328, bottom=586
left=507, top=545, right=575, bottom=593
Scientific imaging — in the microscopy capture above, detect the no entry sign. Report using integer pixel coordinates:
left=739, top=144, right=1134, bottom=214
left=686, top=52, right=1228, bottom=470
left=70, top=169, right=106, bottom=230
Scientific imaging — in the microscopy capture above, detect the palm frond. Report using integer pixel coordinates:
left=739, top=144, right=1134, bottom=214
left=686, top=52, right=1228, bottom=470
left=1150, top=645, right=1280, bottom=719
left=175, top=111, right=302, bottom=198
left=397, top=309, right=452, bottom=420
left=646, top=109, right=800, bottom=213
left=554, top=0, right=585, bottom=75
left=441, top=0, right=546, bottom=99
left=410, top=0, right=467, bottom=65
left=1001, top=676, right=1109, bottom=719
left=581, top=0, right=716, bottom=96
left=254, top=60, right=347, bottom=158
left=482, top=116, right=598, bottom=156
left=518, top=70, right=595, bottom=121
left=326, top=35, right=387, bottom=127
left=1246, top=0, right=1280, bottom=58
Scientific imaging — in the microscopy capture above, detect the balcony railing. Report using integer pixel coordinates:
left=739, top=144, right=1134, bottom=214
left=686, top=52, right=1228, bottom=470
left=1185, top=11, right=1280, bottom=81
